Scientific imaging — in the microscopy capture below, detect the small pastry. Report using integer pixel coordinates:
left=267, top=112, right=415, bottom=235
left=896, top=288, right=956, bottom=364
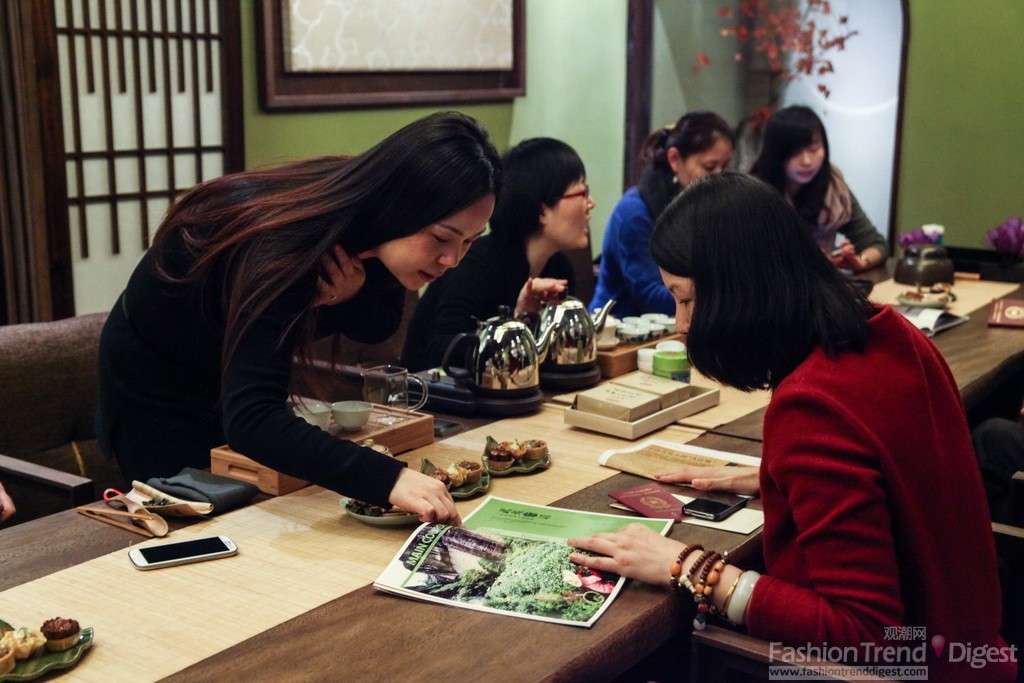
left=521, top=439, right=548, bottom=461
left=445, top=464, right=466, bottom=488
left=457, top=460, right=483, bottom=483
left=428, top=469, right=452, bottom=489
left=3, top=626, right=46, bottom=660
left=0, top=643, right=15, bottom=676
left=501, top=440, right=527, bottom=461
left=486, top=444, right=515, bottom=472
left=40, top=617, right=80, bottom=652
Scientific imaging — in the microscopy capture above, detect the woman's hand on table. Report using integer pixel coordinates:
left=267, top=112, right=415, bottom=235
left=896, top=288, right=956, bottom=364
left=389, top=468, right=462, bottom=526
left=514, top=277, right=568, bottom=317
left=568, top=523, right=683, bottom=586
left=657, top=464, right=760, bottom=497
left=315, top=245, right=365, bottom=306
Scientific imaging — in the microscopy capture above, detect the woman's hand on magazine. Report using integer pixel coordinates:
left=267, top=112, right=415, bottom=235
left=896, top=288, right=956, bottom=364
left=656, top=464, right=760, bottom=497
left=389, top=468, right=462, bottom=526
left=568, top=524, right=683, bottom=587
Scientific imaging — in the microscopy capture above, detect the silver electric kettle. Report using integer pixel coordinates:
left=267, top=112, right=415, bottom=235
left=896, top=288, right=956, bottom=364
left=535, top=297, right=615, bottom=369
left=442, top=306, right=553, bottom=397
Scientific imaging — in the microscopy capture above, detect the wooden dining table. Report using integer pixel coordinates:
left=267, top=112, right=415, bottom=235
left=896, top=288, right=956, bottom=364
left=0, top=401, right=763, bottom=682
left=2, top=268, right=1020, bottom=682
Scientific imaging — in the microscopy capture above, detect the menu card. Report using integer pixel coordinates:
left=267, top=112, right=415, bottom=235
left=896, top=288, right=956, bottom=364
left=597, top=439, right=761, bottom=480
left=373, top=497, right=673, bottom=628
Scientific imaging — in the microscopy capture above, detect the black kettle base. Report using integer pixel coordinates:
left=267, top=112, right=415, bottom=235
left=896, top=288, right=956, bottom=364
left=474, top=390, right=546, bottom=418
left=539, top=364, right=602, bottom=392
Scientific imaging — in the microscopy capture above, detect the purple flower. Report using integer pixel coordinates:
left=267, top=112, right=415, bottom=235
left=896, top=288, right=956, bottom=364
left=897, top=229, right=939, bottom=249
left=984, top=216, right=1024, bottom=258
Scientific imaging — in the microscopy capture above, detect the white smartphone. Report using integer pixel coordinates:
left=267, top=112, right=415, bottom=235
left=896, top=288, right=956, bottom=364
left=128, top=535, right=237, bottom=570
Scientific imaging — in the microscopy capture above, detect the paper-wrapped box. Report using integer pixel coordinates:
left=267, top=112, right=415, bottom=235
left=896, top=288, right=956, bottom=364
left=573, top=383, right=662, bottom=422
left=564, top=385, right=721, bottom=440
left=610, top=371, right=691, bottom=409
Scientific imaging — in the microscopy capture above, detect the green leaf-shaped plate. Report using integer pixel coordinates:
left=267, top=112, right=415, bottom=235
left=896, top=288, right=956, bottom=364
left=0, top=620, right=93, bottom=682
left=420, top=459, right=490, bottom=499
left=482, top=436, right=552, bottom=476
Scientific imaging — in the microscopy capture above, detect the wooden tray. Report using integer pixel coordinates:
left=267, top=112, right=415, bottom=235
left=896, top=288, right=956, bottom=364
left=564, top=384, right=720, bottom=440
left=210, top=406, right=435, bottom=495
left=596, top=334, right=683, bottom=378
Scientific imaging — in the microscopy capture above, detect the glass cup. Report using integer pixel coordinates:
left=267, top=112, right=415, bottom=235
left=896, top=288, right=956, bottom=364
left=361, top=365, right=428, bottom=425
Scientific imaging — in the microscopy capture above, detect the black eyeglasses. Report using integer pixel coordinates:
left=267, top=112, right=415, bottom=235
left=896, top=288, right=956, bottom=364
left=561, top=183, right=589, bottom=201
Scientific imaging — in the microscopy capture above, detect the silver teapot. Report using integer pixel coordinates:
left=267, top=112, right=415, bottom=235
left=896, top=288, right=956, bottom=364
left=536, top=297, right=615, bottom=369
left=442, top=306, right=552, bottom=397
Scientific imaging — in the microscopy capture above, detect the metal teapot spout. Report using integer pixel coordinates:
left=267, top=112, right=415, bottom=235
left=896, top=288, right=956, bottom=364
left=533, top=319, right=553, bottom=365
left=590, top=299, right=616, bottom=334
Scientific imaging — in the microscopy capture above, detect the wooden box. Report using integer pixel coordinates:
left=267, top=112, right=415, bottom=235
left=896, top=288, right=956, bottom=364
left=596, top=334, right=683, bottom=379
left=210, top=446, right=308, bottom=496
left=210, top=406, right=435, bottom=496
left=564, top=384, right=720, bottom=440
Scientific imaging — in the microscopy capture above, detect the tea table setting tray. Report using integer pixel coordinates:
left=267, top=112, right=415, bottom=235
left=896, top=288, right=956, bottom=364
left=564, top=384, right=721, bottom=440
left=596, top=334, right=684, bottom=379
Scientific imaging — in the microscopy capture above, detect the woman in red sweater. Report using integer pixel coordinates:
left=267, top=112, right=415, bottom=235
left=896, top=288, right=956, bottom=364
left=569, top=172, right=1016, bottom=682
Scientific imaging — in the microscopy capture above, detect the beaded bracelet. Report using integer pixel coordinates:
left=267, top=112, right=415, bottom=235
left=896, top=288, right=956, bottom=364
left=669, top=543, right=702, bottom=592
left=691, top=552, right=729, bottom=630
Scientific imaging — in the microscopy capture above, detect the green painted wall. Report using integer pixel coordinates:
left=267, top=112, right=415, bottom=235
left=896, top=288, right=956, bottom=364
left=897, top=1, right=1024, bottom=249
left=240, top=0, right=627, bottom=257
left=241, top=2, right=1024, bottom=258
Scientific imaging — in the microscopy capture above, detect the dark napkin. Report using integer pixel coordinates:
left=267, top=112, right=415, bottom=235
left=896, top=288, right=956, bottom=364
left=146, top=468, right=259, bottom=514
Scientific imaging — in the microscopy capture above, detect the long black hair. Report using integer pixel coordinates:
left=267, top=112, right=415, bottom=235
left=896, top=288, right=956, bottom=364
left=749, top=105, right=831, bottom=228
left=650, top=172, right=872, bottom=390
left=153, top=110, right=503, bottom=371
left=489, top=137, right=586, bottom=245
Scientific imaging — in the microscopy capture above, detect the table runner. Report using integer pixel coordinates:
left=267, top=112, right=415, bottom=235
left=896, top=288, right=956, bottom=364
left=870, top=276, right=1019, bottom=316
left=0, top=404, right=705, bottom=681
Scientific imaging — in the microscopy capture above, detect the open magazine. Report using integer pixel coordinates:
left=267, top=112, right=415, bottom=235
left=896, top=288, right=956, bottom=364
left=373, top=497, right=673, bottom=628
left=894, top=305, right=968, bottom=337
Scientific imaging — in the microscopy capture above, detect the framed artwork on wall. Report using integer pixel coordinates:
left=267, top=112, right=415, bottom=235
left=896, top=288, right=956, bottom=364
left=257, top=0, right=525, bottom=110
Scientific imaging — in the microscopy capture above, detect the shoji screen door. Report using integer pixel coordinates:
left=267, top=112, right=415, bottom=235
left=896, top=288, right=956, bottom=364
left=53, top=0, right=242, bottom=315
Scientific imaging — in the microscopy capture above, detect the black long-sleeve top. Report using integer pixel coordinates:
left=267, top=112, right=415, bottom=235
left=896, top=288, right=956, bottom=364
left=96, top=229, right=406, bottom=506
left=401, top=234, right=575, bottom=372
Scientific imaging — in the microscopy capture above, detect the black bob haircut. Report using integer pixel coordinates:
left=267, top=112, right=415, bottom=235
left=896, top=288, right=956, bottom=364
left=649, top=171, right=872, bottom=391
left=488, top=137, right=586, bottom=244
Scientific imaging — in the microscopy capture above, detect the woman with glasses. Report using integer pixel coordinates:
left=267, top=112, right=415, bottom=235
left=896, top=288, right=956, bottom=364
left=96, top=111, right=501, bottom=524
left=402, top=137, right=593, bottom=372
left=590, top=111, right=734, bottom=317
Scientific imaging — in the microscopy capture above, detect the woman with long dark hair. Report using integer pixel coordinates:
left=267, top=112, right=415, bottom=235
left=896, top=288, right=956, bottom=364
left=569, top=172, right=1013, bottom=682
left=97, top=111, right=502, bottom=523
left=589, top=111, right=733, bottom=317
left=401, top=137, right=593, bottom=372
left=750, top=105, right=888, bottom=272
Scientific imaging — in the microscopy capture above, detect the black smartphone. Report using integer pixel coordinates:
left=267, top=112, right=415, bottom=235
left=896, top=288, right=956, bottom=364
left=683, top=496, right=747, bottom=522
left=433, top=418, right=464, bottom=438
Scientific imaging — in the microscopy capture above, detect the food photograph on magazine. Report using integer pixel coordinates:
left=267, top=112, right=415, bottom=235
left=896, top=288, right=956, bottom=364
left=373, top=497, right=673, bottom=628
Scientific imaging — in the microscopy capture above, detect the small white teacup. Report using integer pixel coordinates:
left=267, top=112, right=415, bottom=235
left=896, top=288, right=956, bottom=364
left=332, top=400, right=373, bottom=432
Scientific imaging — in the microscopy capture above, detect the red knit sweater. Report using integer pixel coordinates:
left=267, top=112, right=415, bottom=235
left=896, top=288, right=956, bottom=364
left=748, top=306, right=1016, bottom=682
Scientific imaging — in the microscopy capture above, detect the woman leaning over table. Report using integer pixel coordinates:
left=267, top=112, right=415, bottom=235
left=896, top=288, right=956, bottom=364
left=569, top=172, right=1015, bottom=682
left=96, top=111, right=503, bottom=525
left=401, top=137, right=592, bottom=372
left=589, top=111, right=734, bottom=318
left=750, top=105, right=888, bottom=272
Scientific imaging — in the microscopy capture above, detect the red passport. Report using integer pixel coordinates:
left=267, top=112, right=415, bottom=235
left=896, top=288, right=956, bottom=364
left=988, top=298, right=1024, bottom=328
left=609, top=482, right=686, bottom=520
